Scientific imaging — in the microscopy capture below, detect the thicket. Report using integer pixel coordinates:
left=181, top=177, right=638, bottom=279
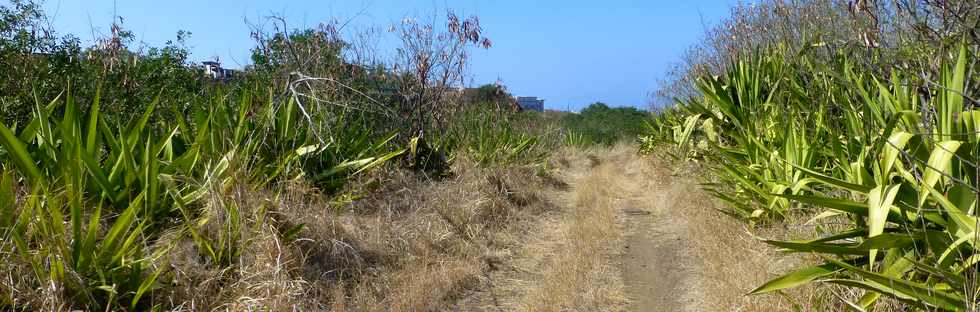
left=649, top=0, right=980, bottom=310
left=561, top=102, right=649, bottom=146
left=0, top=1, right=564, bottom=310
left=0, top=1, right=205, bottom=125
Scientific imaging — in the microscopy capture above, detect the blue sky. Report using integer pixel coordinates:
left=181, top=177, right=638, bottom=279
left=40, top=0, right=735, bottom=111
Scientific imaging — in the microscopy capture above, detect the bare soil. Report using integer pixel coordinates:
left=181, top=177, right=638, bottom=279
left=617, top=159, right=713, bottom=311
left=611, top=150, right=797, bottom=312
left=621, top=203, right=696, bottom=311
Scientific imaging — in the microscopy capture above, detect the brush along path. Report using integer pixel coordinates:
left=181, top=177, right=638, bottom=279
left=456, top=145, right=801, bottom=311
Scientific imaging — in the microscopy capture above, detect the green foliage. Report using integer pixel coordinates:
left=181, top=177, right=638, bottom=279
left=0, top=2, right=555, bottom=309
left=652, top=0, right=980, bottom=108
left=468, top=83, right=514, bottom=112
left=652, top=43, right=980, bottom=310
left=450, top=109, right=545, bottom=167
left=0, top=86, right=404, bottom=309
left=0, top=1, right=207, bottom=126
left=249, top=26, right=346, bottom=87
left=561, top=102, right=649, bottom=146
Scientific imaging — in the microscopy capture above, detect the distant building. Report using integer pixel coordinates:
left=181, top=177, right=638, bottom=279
left=516, top=96, right=545, bottom=112
left=202, top=61, right=237, bottom=81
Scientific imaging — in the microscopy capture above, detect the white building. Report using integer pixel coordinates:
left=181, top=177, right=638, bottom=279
left=203, top=61, right=236, bottom=80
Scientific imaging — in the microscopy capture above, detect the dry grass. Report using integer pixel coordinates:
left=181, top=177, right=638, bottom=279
left=454, top=146, right=631, bottom=312
left=662, top=152, right=905, bottom=311
left=0, top=148, right=581, bottom=311
left=154, top=178, right=322, bottom=311
left=457, top=143, right=905, bottom=312
left=0, top=155, right=557, bottom=311
left=145, top=157, right=560, bottom=311
left=515, top=147, right=629, bottom=311
left=653, top=157, right=805, bottom=311
left=322, top=162, right=547, bottom=312
left=0, top=144, right=908, bottom=311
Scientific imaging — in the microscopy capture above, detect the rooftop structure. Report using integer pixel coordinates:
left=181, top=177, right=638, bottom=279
left=202, top=61, right=237, bottom=81
left=516, top=96, right=545, bottom=112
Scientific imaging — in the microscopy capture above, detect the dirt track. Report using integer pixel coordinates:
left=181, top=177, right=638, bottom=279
left=612, top=151, right=715, bottom=311
left=601, top=148, right=804, bottom=311
left=595, top=147, right=714, bottom=311
left=456, top=146, right=800, bottom=311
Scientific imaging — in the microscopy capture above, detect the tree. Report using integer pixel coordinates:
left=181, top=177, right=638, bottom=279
left=388, top=11, right=492, bottom=138
left=562, top=102, right=649, bottom=146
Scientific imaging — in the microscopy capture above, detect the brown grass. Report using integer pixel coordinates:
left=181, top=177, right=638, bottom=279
left=516, top=147, right=629, bottom=311
left=153, top=157, right=560, bottom=311
left=0, top=152, right=552, bottom=311
left=453, top=146, right=631, bottom=311
left=659, top=151, right=905, bottom=311
left=455, top=143, right=905, bottom=312
left=0, top=144, right=907, bottom=311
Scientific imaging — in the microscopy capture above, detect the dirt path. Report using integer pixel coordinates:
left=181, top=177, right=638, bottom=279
left=600, top=147, right=712, bottom=311
left=606, top=148, right=803, bottom=311
left=620, top=194, right=697, bottom=311
left=455, top=146, right=799, bottom=311
left=616, top=157, right=710, bottom=311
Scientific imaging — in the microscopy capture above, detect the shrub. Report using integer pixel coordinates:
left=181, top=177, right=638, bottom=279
left=653, top=40, right=980, bottom=309
left=561, top=102, right=649, bottom=146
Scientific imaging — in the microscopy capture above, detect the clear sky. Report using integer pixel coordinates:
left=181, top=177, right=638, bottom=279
left=40, top=0, right=736, bottom=111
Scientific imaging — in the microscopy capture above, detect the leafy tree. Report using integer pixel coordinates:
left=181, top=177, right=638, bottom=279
left=468, top=83, right=514, bottom=113
left=561, top=102, right=649, bottom=146
left=0, top=0, right=205, bottom=125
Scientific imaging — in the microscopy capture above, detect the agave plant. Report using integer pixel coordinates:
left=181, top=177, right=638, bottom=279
left=668, top=49, right=824, bottom=219
left=751, top=45, right=980, bottom=311
left=0, top=85, right=405, bottom=309
left=0, top=89, right=182, bottom=309
left=446, top=108, right=546, bottom=167
left=656, top=42, right=980, bottom=310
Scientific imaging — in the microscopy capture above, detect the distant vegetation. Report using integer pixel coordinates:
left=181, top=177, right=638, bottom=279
left=648, top=0, right=980, bottom=310
left=561, top=102, right=649, bottom=146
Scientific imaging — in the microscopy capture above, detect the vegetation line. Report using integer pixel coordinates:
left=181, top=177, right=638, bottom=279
left=644, top=1, right=980, bottom=310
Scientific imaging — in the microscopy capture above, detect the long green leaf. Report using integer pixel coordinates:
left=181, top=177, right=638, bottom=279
left=0, top=121, right=43, bottom=184
left=750, top=263, right=841, bottom=294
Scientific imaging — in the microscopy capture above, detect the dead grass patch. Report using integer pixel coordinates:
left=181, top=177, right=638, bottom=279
left=453, top=146, right=631, bottom=312
left=67, top=154, right=558, bottom=311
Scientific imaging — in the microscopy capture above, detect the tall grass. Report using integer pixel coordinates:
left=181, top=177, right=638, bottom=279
left=0, top=86, right=405, bottom=309
left=651, top=44, right=980, bottom=310
left=449, top=109, right=545, bottom=168
left=0, top=3, right=571, bottom=309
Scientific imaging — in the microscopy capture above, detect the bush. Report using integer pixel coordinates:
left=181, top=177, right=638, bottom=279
left=647, top=1, right=980, bottom=309
left=0, top=1, right=558, bottom=309
left=652, top=0, right=980, bottom=109
left=561, top=102, right=649, bottom=146
left=652, top=23, right=980, bottom=312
